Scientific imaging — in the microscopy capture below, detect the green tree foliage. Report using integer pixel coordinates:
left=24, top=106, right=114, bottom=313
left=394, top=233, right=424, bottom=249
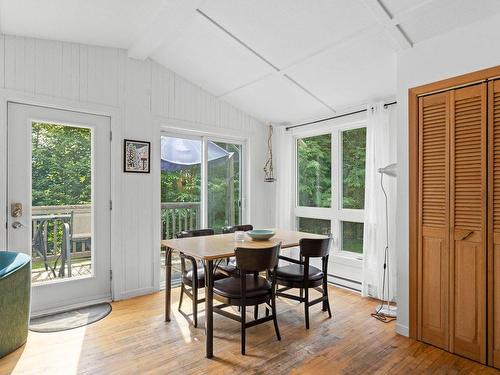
left=207, top=143, right=241, bottom=231
left=342, top=127, right=367, bottom=209
left=32, top=123, right=91, bottom=206
left=160, top=167, right=201, bottom=203
left=297, top=217, right=331, bottom=235
left=297, top=134, right=331, bottom=207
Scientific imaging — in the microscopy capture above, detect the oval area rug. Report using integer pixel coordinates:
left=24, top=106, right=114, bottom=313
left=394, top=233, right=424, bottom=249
left=30, top=303, right=112, bottom=333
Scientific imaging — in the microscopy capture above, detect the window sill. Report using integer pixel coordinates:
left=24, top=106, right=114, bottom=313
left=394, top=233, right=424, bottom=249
left=331, top=253, right=362, bottom=265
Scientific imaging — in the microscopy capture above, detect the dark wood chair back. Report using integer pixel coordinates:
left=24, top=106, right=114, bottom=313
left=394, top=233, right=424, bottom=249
left=175, top=228, right=215, bottom=238
left=299, top=237, right=332, bottom=258
left=222, top=224, right=254, bottom=234
left=235, top=243, right=280, bottom=273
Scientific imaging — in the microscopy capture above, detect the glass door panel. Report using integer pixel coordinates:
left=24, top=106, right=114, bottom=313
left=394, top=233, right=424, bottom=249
left=207, top=141, right=242, bottom=233
left=31, top=122, right=93, bottom=283
left=160, top=135, right=202, bottom=284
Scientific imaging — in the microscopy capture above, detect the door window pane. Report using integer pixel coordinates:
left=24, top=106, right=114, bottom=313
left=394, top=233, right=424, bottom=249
left=31, top=122, right=92, bottom=283
left=341, top=221, right=364, bottom=254
left=297, top=134, right=331, bottom=207
left=342, top=127, right=366, bottom=209
left=297, top=217, right=331, bottom=235
left=208, top=142, right=242, bottom=233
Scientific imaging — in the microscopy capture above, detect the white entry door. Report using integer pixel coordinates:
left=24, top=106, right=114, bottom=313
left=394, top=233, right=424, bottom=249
left=7, top=103, right=111, bottom=315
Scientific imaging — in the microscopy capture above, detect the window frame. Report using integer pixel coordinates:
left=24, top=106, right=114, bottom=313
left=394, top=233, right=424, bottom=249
left=293, top=120, right=366, bottom=262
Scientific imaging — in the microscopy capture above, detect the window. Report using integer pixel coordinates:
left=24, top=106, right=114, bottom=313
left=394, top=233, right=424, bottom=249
left=342, top=127, right=366, bottom=209
left=341, top=221, right=364, bottom=254
left=297, top=134, right=331, bottom=208
left=297, top=217, right=331, bottom=235
left=294, top=123, right=366, bottom=260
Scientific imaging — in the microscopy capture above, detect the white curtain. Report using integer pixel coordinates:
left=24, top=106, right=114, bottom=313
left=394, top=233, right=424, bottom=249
left=362, top=102, right=397, bottom=301
left=274, top=126, right=294, bottom=230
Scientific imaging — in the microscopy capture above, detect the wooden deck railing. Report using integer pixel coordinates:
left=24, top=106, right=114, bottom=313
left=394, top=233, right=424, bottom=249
left=161, top=202, right=201, bottom=240
left=31, top=205, right=91, bottom=262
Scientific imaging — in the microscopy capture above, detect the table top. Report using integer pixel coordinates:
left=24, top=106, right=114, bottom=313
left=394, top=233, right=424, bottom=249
left=160, top=229, right=327, bottom=260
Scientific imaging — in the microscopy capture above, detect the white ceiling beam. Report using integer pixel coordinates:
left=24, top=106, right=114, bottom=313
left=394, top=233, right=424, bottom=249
left=360, top=0, right=413, bottom=49
left=128, top=0, right=204, bottom=60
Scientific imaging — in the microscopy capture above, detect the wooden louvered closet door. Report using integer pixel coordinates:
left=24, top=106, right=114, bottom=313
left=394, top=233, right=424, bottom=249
left=489, top=79, right=500, bottom=369
left=418, top=92, right=450, bottom=350
left=450, top=83, right=487, bottom=363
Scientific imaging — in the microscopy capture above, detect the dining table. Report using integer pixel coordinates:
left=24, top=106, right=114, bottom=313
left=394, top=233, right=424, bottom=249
left=161, top=229, right=327, bottom=358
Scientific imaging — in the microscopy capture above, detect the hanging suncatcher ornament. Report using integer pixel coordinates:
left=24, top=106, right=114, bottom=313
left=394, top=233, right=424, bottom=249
left=264, top=124, right=276, bottom=182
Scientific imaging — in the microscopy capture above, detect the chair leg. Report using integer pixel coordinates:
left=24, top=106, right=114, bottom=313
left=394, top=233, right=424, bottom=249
left=241, top=303, right=246, bottom=355
left=265, top=306, right=270, bottom=317
left=300, top=288, right=303, bottom=299
left=178, top=283, right=184, bottom=311
left=192, top=286, right=198, bottom=328
left=323, top=279, right=332, bottom=318
left=254, top=305, right=258, bottom=320
left=304, top=287, right=310, bottom=329
left=272, top=296, right=281, bottom=341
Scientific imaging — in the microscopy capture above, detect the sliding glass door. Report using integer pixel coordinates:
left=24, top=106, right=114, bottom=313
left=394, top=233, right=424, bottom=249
left=160, top=133, right=245, bottom=285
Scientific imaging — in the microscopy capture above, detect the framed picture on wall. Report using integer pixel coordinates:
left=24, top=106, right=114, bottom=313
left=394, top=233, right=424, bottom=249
left=123, top=139, right=151, bottom=173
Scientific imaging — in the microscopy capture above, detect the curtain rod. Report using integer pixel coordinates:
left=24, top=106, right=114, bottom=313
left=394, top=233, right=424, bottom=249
left=285, top=101, right=397, bottom=131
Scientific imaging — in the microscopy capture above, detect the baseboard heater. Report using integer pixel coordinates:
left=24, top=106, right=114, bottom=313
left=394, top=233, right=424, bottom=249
left=328, top=274, right=362, bottom=293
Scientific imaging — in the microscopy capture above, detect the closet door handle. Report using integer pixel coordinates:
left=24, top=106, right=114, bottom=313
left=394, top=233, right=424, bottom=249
left=460, top=230, right=474, bottom=241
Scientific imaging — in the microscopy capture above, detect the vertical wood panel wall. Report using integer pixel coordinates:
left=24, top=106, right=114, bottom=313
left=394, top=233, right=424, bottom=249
left=0, top=34, right=272, bottom=300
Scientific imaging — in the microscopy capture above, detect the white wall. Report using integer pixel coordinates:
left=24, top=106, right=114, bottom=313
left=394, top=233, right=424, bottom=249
left=0, top=34, right=274, bottom=301
left=395, top=13, right=500, bottom=336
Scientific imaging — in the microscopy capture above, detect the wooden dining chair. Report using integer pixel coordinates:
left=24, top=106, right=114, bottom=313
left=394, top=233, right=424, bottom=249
left=212, top=243, right=281, bottom=355
left=274, top=237, right=332, bottom=329
left=175, top=228, right=226, bottom=328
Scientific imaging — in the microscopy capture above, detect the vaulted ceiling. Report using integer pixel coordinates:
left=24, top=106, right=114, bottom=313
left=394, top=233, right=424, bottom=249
left=2, top=0, right=500, bottom=125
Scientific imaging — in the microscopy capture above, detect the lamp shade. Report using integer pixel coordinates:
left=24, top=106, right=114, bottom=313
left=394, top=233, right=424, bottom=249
left=378, top=163, right=397, bottom=177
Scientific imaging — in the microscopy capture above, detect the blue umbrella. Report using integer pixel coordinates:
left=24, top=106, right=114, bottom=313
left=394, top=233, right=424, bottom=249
left=161, top=137, right=231, bottom=171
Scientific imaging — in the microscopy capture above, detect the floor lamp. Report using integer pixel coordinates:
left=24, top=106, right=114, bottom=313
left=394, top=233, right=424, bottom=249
left=372, top=162, right=398, bottom=322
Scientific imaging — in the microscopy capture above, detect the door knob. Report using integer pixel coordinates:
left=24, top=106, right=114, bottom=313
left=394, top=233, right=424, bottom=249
left=12, top=221, right=25, bottom=229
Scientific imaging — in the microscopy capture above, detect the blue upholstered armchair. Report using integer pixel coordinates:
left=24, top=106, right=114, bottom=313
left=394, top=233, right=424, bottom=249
left=0, top=251, right=31, bottom=358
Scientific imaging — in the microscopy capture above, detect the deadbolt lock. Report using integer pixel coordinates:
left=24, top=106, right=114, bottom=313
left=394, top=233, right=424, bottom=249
left=11, top=203, right=22, bottom=218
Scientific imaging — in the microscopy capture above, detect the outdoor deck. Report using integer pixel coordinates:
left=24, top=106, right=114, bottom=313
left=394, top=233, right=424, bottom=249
left=31, top=254, right=183, bottom=284
left=31, top=202, right=190, bottom=283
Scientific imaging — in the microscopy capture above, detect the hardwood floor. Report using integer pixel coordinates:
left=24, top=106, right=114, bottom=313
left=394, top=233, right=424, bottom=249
left=0, top=286, right=497, bottom=375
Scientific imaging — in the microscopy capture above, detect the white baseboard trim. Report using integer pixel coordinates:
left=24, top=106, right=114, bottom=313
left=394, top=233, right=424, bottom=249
left=115, top=286, right=157, bottom=301
left=396, top=323, right=409, bottom=337
left=31, top=295, right=111, bottom=318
